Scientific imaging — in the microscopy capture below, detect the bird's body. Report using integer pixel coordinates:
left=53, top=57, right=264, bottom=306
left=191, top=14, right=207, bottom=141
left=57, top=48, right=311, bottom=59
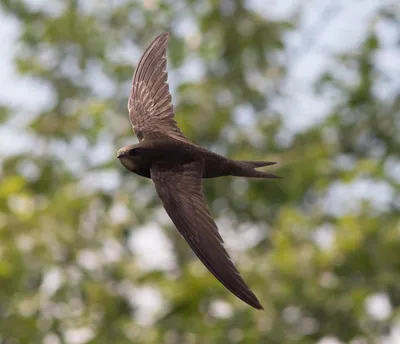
left=118, top=135, right=277, bottom=179
left=117, top=32, right=280, bottom=310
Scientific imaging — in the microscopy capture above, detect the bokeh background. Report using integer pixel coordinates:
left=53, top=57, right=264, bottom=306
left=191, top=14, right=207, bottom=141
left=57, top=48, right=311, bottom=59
left=1, top=0, right=399, bottom=343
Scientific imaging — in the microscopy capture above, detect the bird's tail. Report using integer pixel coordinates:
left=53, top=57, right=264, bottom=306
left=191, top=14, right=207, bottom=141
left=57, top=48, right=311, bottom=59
left=229, top=160, right=281, bottom=179
left=238, top=160, right=277, bottom=168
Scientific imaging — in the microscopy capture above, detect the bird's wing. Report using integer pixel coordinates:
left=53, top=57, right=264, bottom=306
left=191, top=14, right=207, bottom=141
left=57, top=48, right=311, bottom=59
left=151, top=160, right=263, bottom=310
left=128, top=32, right=190, bottom=143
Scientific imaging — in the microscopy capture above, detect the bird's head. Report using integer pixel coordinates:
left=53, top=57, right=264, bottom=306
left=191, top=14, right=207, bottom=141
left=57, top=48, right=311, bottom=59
left=116, top=144, right=142, bottom=159
left=117, top=144, right=145, bottom=172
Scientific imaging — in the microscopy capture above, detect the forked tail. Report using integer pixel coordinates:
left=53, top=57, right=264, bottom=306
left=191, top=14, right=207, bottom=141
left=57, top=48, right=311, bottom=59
left=230, top=160, right=281, bottom=179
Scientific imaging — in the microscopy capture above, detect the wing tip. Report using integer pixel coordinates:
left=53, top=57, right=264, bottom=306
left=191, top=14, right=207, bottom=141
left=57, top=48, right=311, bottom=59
left=253, top=300, right=264, bottom=310
left=156, top=31, right=170, bottom=44
left=240, top=290, right=264, bottom=310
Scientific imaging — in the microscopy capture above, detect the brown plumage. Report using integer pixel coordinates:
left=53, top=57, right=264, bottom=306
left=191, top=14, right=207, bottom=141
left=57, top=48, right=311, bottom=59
left=117, top=32, right=280, bottom=310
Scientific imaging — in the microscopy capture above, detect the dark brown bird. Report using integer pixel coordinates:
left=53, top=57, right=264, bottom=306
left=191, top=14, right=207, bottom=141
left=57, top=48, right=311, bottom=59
left=117, top=32, right=280, bottom=310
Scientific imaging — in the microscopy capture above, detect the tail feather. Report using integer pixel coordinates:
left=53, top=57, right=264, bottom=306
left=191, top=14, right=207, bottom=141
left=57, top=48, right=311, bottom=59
left=230, top=160, right=281, bottom=179
left=238, top=160, right=277, bottom=168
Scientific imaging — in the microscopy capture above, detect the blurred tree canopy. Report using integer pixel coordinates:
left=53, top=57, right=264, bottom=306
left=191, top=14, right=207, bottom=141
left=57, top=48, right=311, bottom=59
left=0, top=0, right=399, bottom=343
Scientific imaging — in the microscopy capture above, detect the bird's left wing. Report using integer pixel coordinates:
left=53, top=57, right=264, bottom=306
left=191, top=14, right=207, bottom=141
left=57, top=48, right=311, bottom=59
left=150, top=160, right=263, bottom=310
left=128, top=32, right=190, bottom=143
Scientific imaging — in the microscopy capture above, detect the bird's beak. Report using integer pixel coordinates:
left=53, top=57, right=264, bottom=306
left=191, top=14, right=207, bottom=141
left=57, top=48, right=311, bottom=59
left=117, top=149, right=125, bottom=159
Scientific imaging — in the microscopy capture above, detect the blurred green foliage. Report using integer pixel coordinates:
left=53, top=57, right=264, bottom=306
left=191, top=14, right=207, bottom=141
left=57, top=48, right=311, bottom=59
left=0, top=0, right=399, bottom=343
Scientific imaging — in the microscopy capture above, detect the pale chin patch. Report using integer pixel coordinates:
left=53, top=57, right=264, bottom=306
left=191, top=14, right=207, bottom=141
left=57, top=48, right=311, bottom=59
left=119, top=157, right=136, bottom=172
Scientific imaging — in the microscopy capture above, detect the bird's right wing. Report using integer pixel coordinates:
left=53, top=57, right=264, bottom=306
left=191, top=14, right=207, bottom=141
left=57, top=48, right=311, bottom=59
left=150, top=160, right=263, bottom=310
left=128, top=32, right=190, bottom=143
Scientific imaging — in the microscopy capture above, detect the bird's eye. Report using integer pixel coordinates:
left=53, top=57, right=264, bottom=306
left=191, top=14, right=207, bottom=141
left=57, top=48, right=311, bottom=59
left=129, top=148, right=141, bottom=155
